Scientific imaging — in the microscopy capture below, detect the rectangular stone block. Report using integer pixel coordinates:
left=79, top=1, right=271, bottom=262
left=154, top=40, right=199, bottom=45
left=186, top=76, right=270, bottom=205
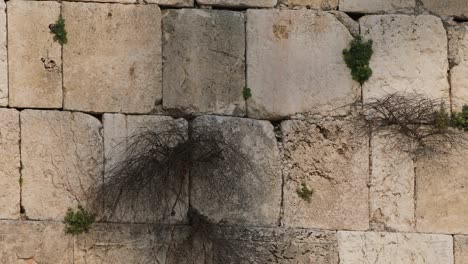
left=196, top=0, right=276, bottom=7
left=421, top=0, right=468, bottom=18
left=281, top=119, right=369, bottom=230
left=361, top=15, right=449, bottom=101
left=0, top=220, right=73, bottom=264
left=0, top=109, right=20, bottom=219
left=147, top=0, right=194, bottom=7
left=340, top=0, right=415, bottom=13
left=0, top=1, right=7, bottom=106
left=448, top=23, right=468, bottom=112
left=246, top=10, right=359, bottom=120
left=286, top=0, right=338, bottom=9
left=8, top=1, right=62, bottom=108
left=338, top=231, right=454, bottom=264
left=162, top=9, right=245, bottom=116
left=63, top=2, right=162, bottom=114
left=102, top=114, right=188, bottom=223
left=455, top=235, right=468, bottom=264
left=21, top=110, right=103, bottom=220
left=191, top=116, right=282, bottom=226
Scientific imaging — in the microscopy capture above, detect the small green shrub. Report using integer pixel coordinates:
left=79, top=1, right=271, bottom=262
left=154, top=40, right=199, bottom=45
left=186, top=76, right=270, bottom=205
left=50, top=15, right=68, bottom=45
left=433, top=106, right=451, bottom=130
left=343, top=36, right=373, bottom=85
left=451, top=105, right=468, bottom=131
left=64, top=205, right=95, bottom=235
left=296, top=183, right=313, bottom=203
left=243, top=87, right=252, bottom=100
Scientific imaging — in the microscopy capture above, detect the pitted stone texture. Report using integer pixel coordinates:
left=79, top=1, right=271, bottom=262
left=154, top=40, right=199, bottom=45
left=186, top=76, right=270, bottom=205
left=281, top=119, right=369, bottom=230
left=147, top=0, right=193, bottom=7
left=329, top=11, right=360, bottom=37
left=455, top=236, right=468, bottom=264
left=63, top=3, right=162, bottom=114
left=369, top=134, right=415, bottom=232
left=0, top=1, right=7, bottom=106
left=0, top=220, right=73, bottom=264
left=286, top=0, right=337, bottom=9
left=339, top=0, right=415, bottom=13
left=246, top=10, right=359, bottom=120
left=448, top=23, right=468, bottom=111
left=102, top=114, right=188, bottom=223
left=163, top=9, right=245, bottom=116
left=421, top=0, right=468, bottom=18
left=415, top=144, right=468, bottom=234
left=338, top=231, right=454, bottom=264
left=191, top=116, right=282, bottom=226
left=196, top=0, right=276, bottom=7
left=212, top=226, right=338, bottom=263
left=8, top=1, right=62, bottom=108
left=361, top=15, right=449, bottom=101
left=0, top=109, right=20, bottom=219
left=21, top=110, right=103, bottom=220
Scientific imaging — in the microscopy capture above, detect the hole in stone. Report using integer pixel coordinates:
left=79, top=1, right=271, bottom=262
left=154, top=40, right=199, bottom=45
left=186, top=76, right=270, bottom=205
left=346, top=12, right=366, bottom=21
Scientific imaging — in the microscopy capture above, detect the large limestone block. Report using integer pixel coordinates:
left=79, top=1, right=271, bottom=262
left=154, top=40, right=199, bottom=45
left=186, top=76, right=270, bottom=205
left=421, top=0, right=468, bottom=18
left=340, top=0, right=415, bottom=13
left=0, top=109, right=20, bottom=219
left=246, top=10, right=359, bottom=120
left=211, top=226, right=338, bottom=263
left=369, top=134, right=415, bottom=231
left=8, top=1, right=62, bottom=108
left=196, top=0, right=276, bottom=8
left=0, top=220, right=73, bottom=264
left=102, top=114, right=188, bottom=223
left=455, top=236, right=468, bottom=264
left=163, top=9, right=245, bottom=116
left=281, top=119, right=369, bottom=230
left=415, top=143, right=468, bottom=234
left=286, top=0, right=338, bottom=9
left=191, top=116, right=282, bottom=226
left=448, top=23, right=468, bottom=111
left=338, top=231, right=454, bottom=264
left=0, top=1, right=7, bottom=106
left=63, top=2, right=162, bottom=114
left=21, top=110, right=103, bottom=220
left=361, top=15, right=449, bottom=100
left=147, top=0, right=193, bottom=7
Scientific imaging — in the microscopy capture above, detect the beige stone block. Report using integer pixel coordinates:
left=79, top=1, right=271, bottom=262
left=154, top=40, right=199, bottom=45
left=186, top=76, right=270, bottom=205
left=0, top=1, right=7, bottom=106
left=102, top=114, right=188, bottom=223
left=281, top=119, right=369, bottom=230
left=162, top=9, right=245, bottom=116
left=21, top=110, right=103, bottom=220
left=361, top=15, right=449, bottom=101
left=246, top=10, right=359, bottom=120
left=338, top=231, right=454, bottom=264
left=196, top=0, right=276, bottom=7
left=148, top=0, right=194, bottom=7
left=191, top=116, right=282, bottom=226
left=63, top=2, right=162, bottom=114
left=8, top=0, right=62, bottom=108
left=286, top=0, right=337, bottom=9
left=448, top=23, right=468, bottom=111
left=340, top=0, right=415, bottom=13
left=421, top=0, right=468, bottom=18
left=0, top=109, right=20, bottom=219
left=455, top=235, right=468, bottom=264
left=0, top=220, right=73, bottom=264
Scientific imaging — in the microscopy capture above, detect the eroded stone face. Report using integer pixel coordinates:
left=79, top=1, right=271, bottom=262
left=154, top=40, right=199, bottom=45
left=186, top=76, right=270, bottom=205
left=21, top=110, right=103, bottom=220
left=286, top=0, right=338, bottom=9
left=102, top=114, right=188, bottom=223
left=281, top=119, right=369, bottom=230
left=163, top=9, right=245, bottom=116
left=338, top=231, right=454, bottom=264
left=339, top=0, right=415, bottom=13
left=147, top=0, right=194, bottom=7
left=0, top=1, right=7, bottom=106
left=0, top=220, right=73, bottom=264
left=63, top=2, right=162, bottom=114
left=246, top=10, right=358, bottom=120
left=455, top=235, right=468, bottom=264
left=0, top=109, right=20, bottom=219
left=448, top=23, right=468, bottom=111
left=196, top=0, right=276, bottom=7
left=191, top=116, right=282, bottom=226
left=8, top=1, right=62, bottom=108
left=421, top=0, right=468, bottom=18
left=361, top=15, right=449, bottom=100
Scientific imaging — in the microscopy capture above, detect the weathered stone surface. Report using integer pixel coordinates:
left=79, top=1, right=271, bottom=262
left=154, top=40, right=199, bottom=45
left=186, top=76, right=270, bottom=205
left=286, top=0, right=337, bottom=9
left=281, top=119, right=369, bottom=230
left=415, top=142, right=468, bottom=234
left=191, top=116, right=282, bottom=226
left=338, top=231, right=454, bottom=264
left=102, top=114, right=188, bottom=223
left=421, top=0, right=468, bottom=18
left=340, top=0, right=415, bottom=13
left=148, top=0, right=194, bottom=7
left=0, top=109, right=20, bottom=219
left=63, top=2, right=162, bottom=114
left=448, top=23, right=468, bottom=111
left=163, top=9, right=245, bottom=116
left=196, top=0, right=276, bottom=8
left=246, top=10, right=359, bottom=120
left=361, top=15, right=449, bottom=100
left=8, top=1, right=62, bottom=108
left=0, top=1, right=7, bottom=106
left=369, top=134, right=415, bottom=232
left=0, top=220, right=73, bottom=264
left=211, top=226, right=338, bottom=263
left=329, top=11, right=360, bottom=37
left=21, top=110, right=103, bottom=220
left=455, top=235, right=468, bottom=264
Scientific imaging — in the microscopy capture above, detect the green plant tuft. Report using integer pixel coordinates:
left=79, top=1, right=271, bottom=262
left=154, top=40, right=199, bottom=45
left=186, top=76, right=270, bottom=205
left=243, top=87, right=252, bottom=100
left=50, top=15, right=68, bottom=45
left=433, top=106, right=451, bottom=130
left=451, top=105, right=468, bottom=131
left=343, top=36, right=373, bottom=85
left=296, top=183, right=313, bottom=203
left=64, top=205, right=95, bottom=235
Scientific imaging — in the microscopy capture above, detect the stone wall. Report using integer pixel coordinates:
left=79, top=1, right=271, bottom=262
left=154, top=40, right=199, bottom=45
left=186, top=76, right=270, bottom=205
left=1, top=0, right=468, bottom=263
